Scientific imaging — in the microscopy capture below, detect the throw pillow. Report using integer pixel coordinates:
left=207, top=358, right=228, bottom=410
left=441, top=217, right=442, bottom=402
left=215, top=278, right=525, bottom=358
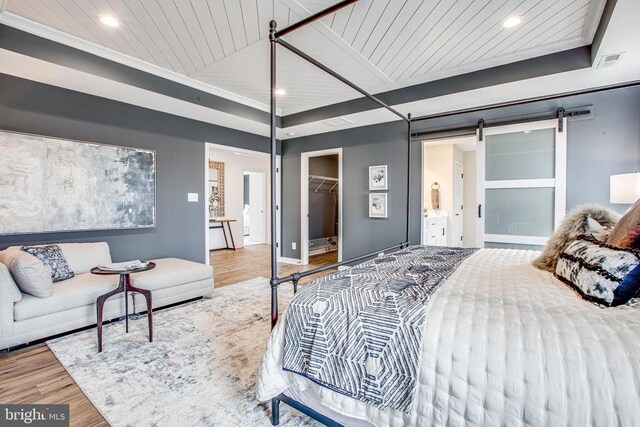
left=606, top=199, right=640, bottom=250
left=21, top=245, right=75, bottom=283
left=555, top=235, right=640, bottom=306
left=0, top=250, right=54, bottom=298
left=533, top=204, right=620, bottom=272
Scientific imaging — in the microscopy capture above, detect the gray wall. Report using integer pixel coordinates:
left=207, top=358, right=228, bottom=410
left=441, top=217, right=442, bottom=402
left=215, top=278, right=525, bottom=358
left=0, top=74, right=271, bottom=263
left=282, top=122, right=421, bottom=260
left=566, top=88, right=640, bottom=210
left=281, top=85, right=640, bottom=259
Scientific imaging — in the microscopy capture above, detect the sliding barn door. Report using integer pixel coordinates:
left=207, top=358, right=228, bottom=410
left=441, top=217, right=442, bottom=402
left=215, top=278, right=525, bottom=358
left=476, top=119, right=566, bottom=249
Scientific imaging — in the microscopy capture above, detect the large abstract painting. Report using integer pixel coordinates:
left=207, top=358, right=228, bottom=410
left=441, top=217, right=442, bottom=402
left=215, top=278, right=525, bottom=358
left=0, top=130, right=156, bottom=235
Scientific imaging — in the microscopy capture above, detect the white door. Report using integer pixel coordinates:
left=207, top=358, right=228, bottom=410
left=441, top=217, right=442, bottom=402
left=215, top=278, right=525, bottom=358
left=248, top=172, right=266, bottom=244
left=476, top=119, right=566, bottom=249
left=452, top=161, right=464, bottom=246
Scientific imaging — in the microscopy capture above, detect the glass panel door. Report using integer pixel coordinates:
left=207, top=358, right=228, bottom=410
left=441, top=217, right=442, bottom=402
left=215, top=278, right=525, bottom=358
left=476, top=119, right=566, bottom=249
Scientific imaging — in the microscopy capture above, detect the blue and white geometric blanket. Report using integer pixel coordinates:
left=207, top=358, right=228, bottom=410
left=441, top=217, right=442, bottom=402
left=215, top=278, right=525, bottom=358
left=282, top=245, right=478, bottom=412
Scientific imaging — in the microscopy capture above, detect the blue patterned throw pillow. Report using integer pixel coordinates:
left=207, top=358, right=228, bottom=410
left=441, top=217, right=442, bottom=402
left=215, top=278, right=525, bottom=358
left=21, top=245, right=75, bottom=283
left=555, top=235, right=640, bottom=307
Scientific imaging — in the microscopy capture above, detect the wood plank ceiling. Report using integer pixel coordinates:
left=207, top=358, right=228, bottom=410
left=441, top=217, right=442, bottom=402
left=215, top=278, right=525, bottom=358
left=4, top=0, right=606, bottom=115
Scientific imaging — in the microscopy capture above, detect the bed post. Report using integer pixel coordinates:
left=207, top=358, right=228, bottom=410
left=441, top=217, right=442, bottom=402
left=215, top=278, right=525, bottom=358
left=406, top=113, right=412, bottom=247
left=269, top=19, right=279, bottom=331
left=271, top=398, right=280, bottom=426
left=269, top=19, right=281, bottom=427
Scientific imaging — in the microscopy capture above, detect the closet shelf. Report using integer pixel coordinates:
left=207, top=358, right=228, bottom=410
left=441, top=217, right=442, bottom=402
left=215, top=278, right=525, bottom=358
left=309, top=175, right=339, bottom=193
left=309, top=175, right=338, bottom=182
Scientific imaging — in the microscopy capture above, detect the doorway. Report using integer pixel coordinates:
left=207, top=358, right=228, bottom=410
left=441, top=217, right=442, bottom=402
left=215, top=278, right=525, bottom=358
left=301, top=148, right=343, bottom=266
left=204, top=143, right=281, bottom=263
left=421, top=136, right=475, bottom=248
left=243, top=171, right=267, bottom=246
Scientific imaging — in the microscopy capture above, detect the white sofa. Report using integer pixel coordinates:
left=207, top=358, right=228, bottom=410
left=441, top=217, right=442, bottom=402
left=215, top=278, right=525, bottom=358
left=0, top=242, right=214, bottom=350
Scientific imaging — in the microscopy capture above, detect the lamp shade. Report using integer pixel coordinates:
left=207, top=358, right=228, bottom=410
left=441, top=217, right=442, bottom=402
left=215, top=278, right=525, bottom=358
left=610, top=173, right=640, bottom=203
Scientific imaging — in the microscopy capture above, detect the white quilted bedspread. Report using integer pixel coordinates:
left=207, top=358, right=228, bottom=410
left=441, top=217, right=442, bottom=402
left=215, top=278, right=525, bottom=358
left=257, top=249, right=640, bottom=426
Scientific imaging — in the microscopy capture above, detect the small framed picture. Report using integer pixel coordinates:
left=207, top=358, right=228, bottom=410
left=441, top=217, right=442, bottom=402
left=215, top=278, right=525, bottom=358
left=369, top=165, right=388, bottom=190
left=369, top=193, right=388, bottom=218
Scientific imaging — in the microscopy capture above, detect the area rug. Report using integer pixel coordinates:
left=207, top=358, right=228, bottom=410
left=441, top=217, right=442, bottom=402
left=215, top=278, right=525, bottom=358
left=47, top=278, right=317, bottom=427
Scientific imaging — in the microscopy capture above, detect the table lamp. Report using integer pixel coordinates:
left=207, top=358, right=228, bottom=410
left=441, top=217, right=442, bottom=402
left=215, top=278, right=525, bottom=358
left=610, top=172, right=640, bottom=204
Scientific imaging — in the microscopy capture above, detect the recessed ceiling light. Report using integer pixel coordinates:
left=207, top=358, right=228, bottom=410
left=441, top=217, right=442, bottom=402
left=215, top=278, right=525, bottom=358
left=502, top=16, right=521, bottom=28
left=100, top=15, right=120, bottom=27
left=275, top=88, right=286, bottom=96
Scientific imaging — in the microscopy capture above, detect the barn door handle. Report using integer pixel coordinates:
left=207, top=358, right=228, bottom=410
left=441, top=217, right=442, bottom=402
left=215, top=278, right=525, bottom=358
left=478, top=204, right=482, bottom=218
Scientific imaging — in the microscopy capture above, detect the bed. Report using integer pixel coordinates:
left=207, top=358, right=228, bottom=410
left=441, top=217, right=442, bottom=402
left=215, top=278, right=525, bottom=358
left=261, top=3, right=640, bottom=425
left=258, top=248, right=640, bottom=426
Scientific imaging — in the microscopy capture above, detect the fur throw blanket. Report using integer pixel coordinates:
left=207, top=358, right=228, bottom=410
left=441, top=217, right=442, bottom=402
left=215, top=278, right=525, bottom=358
left=533, top=204, right=620, bottom=272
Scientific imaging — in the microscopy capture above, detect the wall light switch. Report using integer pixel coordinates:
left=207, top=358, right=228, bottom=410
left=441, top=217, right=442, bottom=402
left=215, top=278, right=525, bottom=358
left=292, top=242, right=297, bottom=250
left=188, top=193, right=199, bottom=202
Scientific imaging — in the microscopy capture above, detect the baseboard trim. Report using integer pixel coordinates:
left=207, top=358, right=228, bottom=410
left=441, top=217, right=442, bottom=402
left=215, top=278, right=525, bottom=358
left=278, top=257, right=301, bottom=265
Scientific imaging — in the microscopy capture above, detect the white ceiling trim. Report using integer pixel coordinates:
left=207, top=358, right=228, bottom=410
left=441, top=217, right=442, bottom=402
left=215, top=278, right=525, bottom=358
left=0, top=11, right=276, bottom=114
left=0, top=48, right=270, bottom=137
left=582, top=0, right=609, bottom=42
left=0, top=0, right=8, bottom=14
left=279, top=0, right=392, bottom=84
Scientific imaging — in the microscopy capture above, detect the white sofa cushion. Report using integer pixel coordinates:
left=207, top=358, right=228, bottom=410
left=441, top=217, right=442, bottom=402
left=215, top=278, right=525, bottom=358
left=0, top=262, right=23, bottom=304
left=13, top=258, right=213, bottom=321
left=4, top=242, right=112, bottom=275
left=21, top=245, right=75, bottom=282
left=14, top=273, right=120, bottom=321
left=59, top=242, right=112, bottom=275
left=0, top=250, right=53, bottom=298
left=133, top=258, right=213, bottom=291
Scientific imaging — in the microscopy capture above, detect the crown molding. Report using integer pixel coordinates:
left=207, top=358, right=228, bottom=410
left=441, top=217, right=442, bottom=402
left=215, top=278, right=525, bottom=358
left=0, top=11, right=279, bottom=114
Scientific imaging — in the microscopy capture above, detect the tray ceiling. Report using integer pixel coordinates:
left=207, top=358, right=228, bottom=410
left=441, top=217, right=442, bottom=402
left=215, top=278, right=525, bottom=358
left=2, top=0, right=607, bottom=115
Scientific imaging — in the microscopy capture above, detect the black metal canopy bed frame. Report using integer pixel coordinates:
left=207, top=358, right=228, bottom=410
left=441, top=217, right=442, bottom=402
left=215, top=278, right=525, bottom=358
left=262, top=0, right=640, bottom=426
left=267, top=1, right=413, bottom=425
left=264, top=2, right=640, bottom=426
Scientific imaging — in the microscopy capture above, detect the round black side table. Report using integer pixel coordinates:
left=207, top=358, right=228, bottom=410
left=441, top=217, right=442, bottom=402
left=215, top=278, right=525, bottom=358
left=91, top=262, right=155, bottom=352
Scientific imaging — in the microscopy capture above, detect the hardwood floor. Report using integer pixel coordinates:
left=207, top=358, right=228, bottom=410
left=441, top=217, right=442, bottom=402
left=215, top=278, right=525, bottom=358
left=211, top=244, right=338, bottom=288
left=0, top=244, right=338, bottom=426
left=0, top=344, right=108, bottom=427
